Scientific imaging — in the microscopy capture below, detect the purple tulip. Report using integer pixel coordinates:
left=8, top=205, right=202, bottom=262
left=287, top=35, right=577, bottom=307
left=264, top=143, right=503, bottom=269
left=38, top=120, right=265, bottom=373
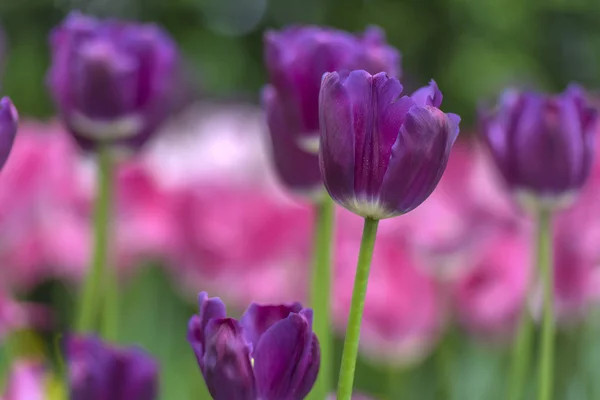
left=480, top=85, right=597, bottom=206
left=318, top=71, right=460, bottom=219
left=67, top=335, right=158, bottom=400
left=263, top=25, right=400, bottom=194
left=0, top=97, right=18, bottom=171
left=47, top=12, right=179, bottom=152
left=262, top=85, right=322, bottom=197
left=187, top=292, right=320, bottom=400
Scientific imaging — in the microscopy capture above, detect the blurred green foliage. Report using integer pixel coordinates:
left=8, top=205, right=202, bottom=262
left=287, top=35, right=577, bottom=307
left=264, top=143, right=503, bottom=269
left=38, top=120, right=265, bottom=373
left=2, top=0, right=600, bottom=125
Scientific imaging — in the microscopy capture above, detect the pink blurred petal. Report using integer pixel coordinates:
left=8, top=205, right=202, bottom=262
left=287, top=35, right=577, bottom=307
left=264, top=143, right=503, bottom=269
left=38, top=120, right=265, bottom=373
left=1, top=361, right=47, bottom=400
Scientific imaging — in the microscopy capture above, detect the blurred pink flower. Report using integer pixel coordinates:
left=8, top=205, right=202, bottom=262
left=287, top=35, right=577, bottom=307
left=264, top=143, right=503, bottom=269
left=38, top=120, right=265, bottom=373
left=112, top=160, right=180, bottom=273
left=1, top=361, right=46, bottom=400
left=451, top=228, right=531, bottom=339
left=0, top=121, right=90, bottom=289
left=333, top=209, right=442, bottom=366
left=171, top=182, right=313, bottom=307
left=398, top=139, right=522, bottom=279
left=0, top=289, right=51, bottom=342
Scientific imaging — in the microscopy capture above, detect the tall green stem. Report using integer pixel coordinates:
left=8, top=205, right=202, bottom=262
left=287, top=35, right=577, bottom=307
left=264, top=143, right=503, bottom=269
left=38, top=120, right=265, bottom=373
left=308, top=195, right=335, bottom=400
left=336, top=217, right=379, bottom=400
left=536, top=209, right=554, bottom=400
left=76, top=146, right=114, bottom=335
left=506, top=214, right=543, bottom=400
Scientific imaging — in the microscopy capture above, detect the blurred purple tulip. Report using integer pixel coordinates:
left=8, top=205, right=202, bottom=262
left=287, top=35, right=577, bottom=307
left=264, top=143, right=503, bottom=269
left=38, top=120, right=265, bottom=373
left=263, top=25, right=400, bottom=194
left=319, top=72, right=460, bottom=219
left=187, top=292, right=320, bottom=400
left=480, top=85, right=597, bottom=208
left=47, top=12, right=179, bottom=152
left=0, top=97, right=18, bottom=171
left=67, top=335, right=158, bottom=400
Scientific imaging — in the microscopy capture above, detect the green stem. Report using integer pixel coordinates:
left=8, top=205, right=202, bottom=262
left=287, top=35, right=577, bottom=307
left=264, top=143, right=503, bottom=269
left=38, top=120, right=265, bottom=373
left=386, top=365, right=406, bottom=400
left=536, top=209, right=554, bottom=400
left=506, top=224, right=541, bottom=400
left=308, top=196, right=335, bottom=400
left=75, top=146, right=114, bottom=335
left=336, top=217, right=379, bottom=400
left=435, top=330, right=454, bottom=400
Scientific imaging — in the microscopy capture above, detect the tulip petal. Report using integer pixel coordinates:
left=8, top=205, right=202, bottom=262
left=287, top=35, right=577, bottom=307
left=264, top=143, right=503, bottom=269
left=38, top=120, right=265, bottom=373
left=0, top=97, right=18, bottom=171
left=202, top=318, right=256, bottom=400
left=319, top=71, right=357, bottom=204
left=262, top=85, right=322, bottom=193
left=240, top=301, right=303, bottom=351
left=380, top=106, right=455, bottom=214
left=254, top=312, right=314, bottom=399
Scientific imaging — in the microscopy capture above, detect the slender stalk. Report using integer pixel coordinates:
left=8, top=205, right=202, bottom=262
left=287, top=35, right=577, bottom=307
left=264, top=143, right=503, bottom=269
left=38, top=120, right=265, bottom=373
left=435, top=330, right=453, bottom=400
left=336, top=217, right=379, bottom=400
left=308, top=195, right=335, bottom=400
left=506, top=218, right=542, bottom=400
left=536, top=209, right=554, bottom=400
left=76, top=146, right=114, bottom=334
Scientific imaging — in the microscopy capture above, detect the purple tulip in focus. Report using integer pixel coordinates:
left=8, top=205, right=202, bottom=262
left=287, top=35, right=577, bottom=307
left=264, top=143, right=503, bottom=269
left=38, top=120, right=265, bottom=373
left=47, top=12, right=179, bottom=152
left=319, top=72, right=460, bottom=219
left=67, top=335, right=158, bottom=400
left=0, top=97, right=18, bottom=171
left=187, top=292, right=320, bottom=400
left=263, top=25, right=400, bottom=194
left=480, top=85, right=597, bottom=208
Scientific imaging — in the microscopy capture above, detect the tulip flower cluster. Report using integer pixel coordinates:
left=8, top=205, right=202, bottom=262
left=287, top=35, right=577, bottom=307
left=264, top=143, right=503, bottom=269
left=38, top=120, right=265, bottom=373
left=1, top=8, right=600, bottom=400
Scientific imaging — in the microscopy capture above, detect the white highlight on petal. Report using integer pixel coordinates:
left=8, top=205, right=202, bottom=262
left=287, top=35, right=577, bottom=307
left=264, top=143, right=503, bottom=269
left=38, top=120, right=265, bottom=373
left=514, top=189, right=577, bottom=214
left=70, top=112, right=144, bottom=140
left=341, top=196, right=398, bottom=220
left=296, top=132, right=320, bottom=154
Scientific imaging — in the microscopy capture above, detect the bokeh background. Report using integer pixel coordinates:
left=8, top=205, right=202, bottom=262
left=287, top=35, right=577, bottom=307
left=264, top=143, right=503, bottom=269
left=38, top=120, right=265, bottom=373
left=2, top=1, right=600, bottom=400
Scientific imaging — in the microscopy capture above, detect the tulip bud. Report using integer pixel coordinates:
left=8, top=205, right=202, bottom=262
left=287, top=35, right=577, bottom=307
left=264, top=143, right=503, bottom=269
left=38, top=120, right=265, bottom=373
left=318, top=71, right=460, bottom=219
left=0, top=97, right=18, bottom=171
left=67, top=335, right=158, bottom=400
left=47, top=12, right=179, bottom=152
left=480, top=85, right=597, bottom=209
left=188, top=292, right=320, bottom=400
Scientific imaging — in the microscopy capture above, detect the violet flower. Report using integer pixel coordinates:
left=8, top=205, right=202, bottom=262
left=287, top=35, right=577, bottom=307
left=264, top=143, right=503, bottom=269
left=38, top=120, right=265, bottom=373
left=319, top=71, right=460, bottom=219
left=67, top=335, right=158, bottom=400
left=0, top=97, right=18, bottom=171
left=479, top=85, right=597, bottom=209
left=187, top=292, right=320, bottom=400
left=263, top=25, right=400, bottom=194
left=47, top=12, right=179, bottom=152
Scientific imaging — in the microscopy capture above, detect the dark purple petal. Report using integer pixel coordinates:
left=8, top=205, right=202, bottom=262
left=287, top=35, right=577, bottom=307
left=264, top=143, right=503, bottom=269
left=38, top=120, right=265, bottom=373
left=253, top=311, right=315, bottom=400
left=66, top=335, right=158, bottom=400
left=262, top=85, right=322, bottom=193
left=187, top=315, right=205, bottom=367
left=293, top=333, right=321, bottom=399
left=0, top=97, right=18, bottom=171
left=117, top=348, right=159, bottom=400
left=319, top=71, right=357, bottom=205
left=202, top=318, right=256, bottom=400
left=411, top=80, right=442, bottom=108
left=380, top=106, right=456, bottom=214
left=240, top=301, right=303, bottom=351
left=264, top=25, right=401, bottom=136
left=67, top=335, right=112, bottom=400
left=72, top=39, right=138, bottom=119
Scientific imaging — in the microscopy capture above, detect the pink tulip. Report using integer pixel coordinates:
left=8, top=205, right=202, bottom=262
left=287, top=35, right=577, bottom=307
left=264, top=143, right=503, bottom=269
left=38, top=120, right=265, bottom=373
left=171, top=182, right=313, bottom=306
left=0, top=121, right=90, bottom=289
left=1, top=361, right=46, bottom=400
left=451, top=228, right=531, bottom=339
